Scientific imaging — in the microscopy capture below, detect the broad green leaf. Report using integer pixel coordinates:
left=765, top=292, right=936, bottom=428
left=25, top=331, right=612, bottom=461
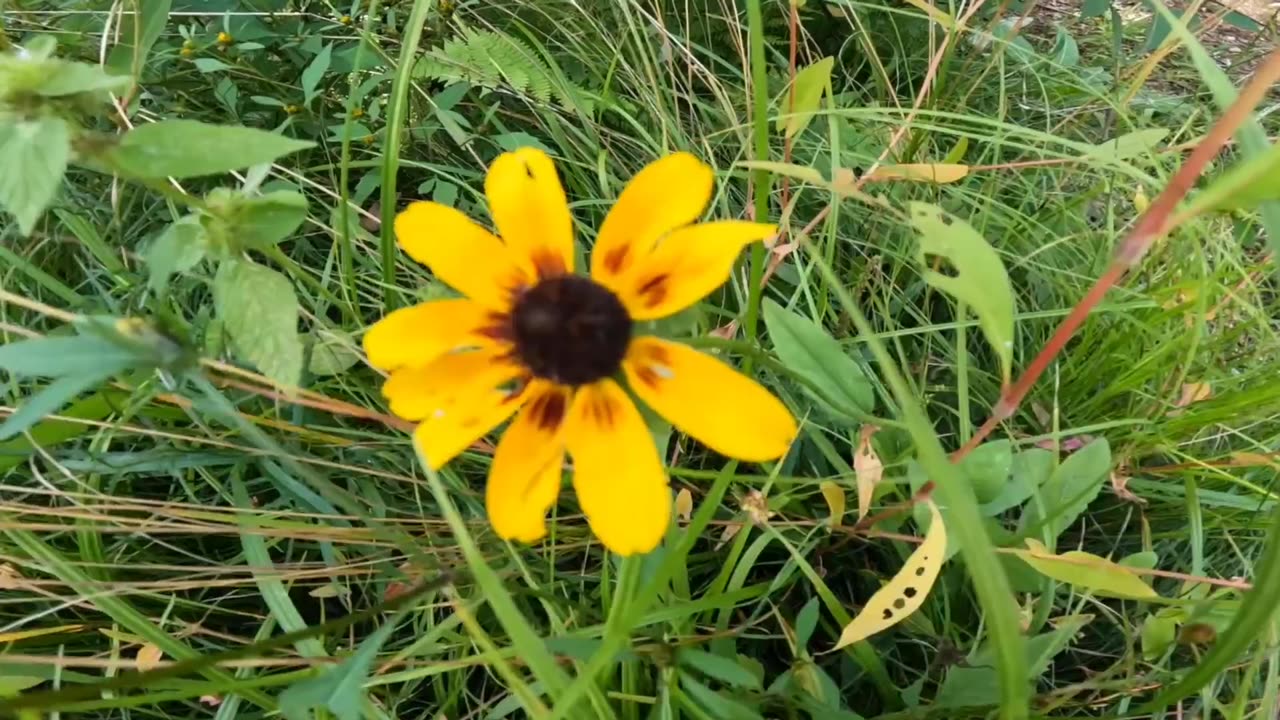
left=1051, top=26, right=1080, bottom=67
left=213, top=259, right=304, bottom=389
left=1019, top=438, right=1112, bottom=541
left=960, top=439, right=1012, bottom=504
left=1120, top=550, right=1159, bottom=571
left=308, top=330, right=361, bottom=375
left=981, top=448, right=1053, bottom=516
left=1081, top=0, right=1110, bottom=17
left=0, top=676, right=44, bottom=696
left=1180, top=140, right=1280, bottom=218
left=763, top=298, right=875, bottom=419
left=678, top=649, right=762, bottom=689
left=204, top=188, right=309, bottom=251
left=0, top=335, right=136, bottom=377
left=1017, top=539, right=1158, bottom=599
left=1141, top=612, right=1178, bottom=660
left=39, top=62, right=131, bottom=98
left=0, top=117, right=70, bottom=236
left=0, top=367, right=128, bottom=441
left=194, top=58, right=232, bottom=73
left=1087, top=128, right=1169, bottom=162
left=936, top=614, right=1091, bottom=707
left=302, top=44, right=332, bottom=104
left=907, top=202, right=1016, bottom=384
left=279, top=618, right=399, bottom=720
left=794, top=596, right=821, bottom=650
left=835, top=501, right=946, bottom=648
left=680, top=671, right=765, bottom=719
left=146, top=217, right=207, bottom=291
left=105, top=0, right=171, bottom=77
left=778, top=56, right=833, bottom=139
left=0, top=391, right=119, bottom=471
left=104, top=120, right=314, bottom=179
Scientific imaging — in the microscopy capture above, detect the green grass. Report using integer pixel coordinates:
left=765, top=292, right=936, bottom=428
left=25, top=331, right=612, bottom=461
left=1, top=1, right=1279, bottom=719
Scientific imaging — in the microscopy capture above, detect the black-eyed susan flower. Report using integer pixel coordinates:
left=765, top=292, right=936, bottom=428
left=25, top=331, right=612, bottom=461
left=364, top=149, right=797, bottom=556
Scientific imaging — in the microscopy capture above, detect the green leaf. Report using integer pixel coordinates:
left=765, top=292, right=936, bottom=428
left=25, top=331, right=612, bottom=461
left=1051, top=26, right=1079, bottom=67
left=777, top=56, right=833, bottom=139
left=0, top=117, right=71, bottom=236
left=678, top=649, right=762, bottom=690
left=936, top=615, right=1092, bottom=707
left=0, top=676, right=44, bottom=696
left=0, top=335, right=136, bottom=377
left=1087, top=128, right=1169, bottom=162
left=105, top=0, right=171, bottom=77
left=1180, top=140, right=1280, bottom=218
left=39, top=62, right=131, bottom=98
left=907, top=202, right=1016, bottom=384
left=308, top=330, right=361, bottom=376
left=794, top=596, right=821, bottom=650
left=1019, top=438, right=1112, bottom=541
left=104, top=120, right=314, bottom=179
left=1017, top=539, right=1157, bottom=599
left=146, top=217, right=207, bottom=291
left=1141, top=611, right=1179, bottom=660
left=301, top=44, right=332, bottom=104
left=194, top=57, right=233, bottom=73
left=1081, top=0, right=1110, bottom=17
left=960, top=440, right=1012, bottom=504
left=0, top=390, right=120, bottom=471
left=981, top=448, right=1052, bottom=516
left=279, top=618, right=400, bottom=720
left=1120, top=550, right=1159, bottom=571
left=213, top=259, right=303, bottom=389
left=204, top=189, right=309, bottom=251
left=679, top=671, right=765, bottom=719
left=0, top=367, right=128, bottom=441
left=762, top=299, right=875, bottom=418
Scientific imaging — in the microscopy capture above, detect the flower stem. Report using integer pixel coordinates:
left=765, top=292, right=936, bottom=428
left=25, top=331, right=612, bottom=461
left=742, top=0, right=772, bottom=369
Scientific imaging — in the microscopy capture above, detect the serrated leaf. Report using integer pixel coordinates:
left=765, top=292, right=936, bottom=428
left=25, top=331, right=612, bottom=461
left=0, top=117, right=70, bottom=236
left=1181, top=140, right=1280, bottom=217
left=1087, top=128, right=1169, bottom=162
left=105, top=120, right=314, bottom=179
left=853, top=424, right=881, bottom=520
left=835, top=501, right=946, bottom=648
left=146, top=217, right=207, bottom=291
left=1019, top=438, right=1111, bottom=541
left=279, top=618, right=398, bottom=720
left=302, top=44, right=332, bottom=104
left=863, top=164, right=969, bottom=183
left=778, top=56, right=833, bottom=139
left=762, top=299, right=874, bottom=419
left=907, top=202, right=1016, bottom=384
left=678, top=649, right=761, bottom=689
left=1016, top=539, right=1158, bottom=600
left=308, top=330, right=360, bottom=376
left=819, top=481, right=845, bottom=528
left=213, top=259, right=303, bottom=389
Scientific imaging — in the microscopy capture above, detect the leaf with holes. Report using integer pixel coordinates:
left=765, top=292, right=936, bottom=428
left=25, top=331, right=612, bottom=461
left=853, top=425, right=881, bottom=520
left=778, top=57, right=833, bottom=139
left=1016, top=539, right=1158, bottom=600
left=907, top=202, right=1016, bottom=385
left=835, top=501, right=946, bottom=649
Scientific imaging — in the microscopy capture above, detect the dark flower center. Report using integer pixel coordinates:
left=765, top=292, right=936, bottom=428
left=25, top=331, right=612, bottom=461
left=511, top=275, right=632, bottom=386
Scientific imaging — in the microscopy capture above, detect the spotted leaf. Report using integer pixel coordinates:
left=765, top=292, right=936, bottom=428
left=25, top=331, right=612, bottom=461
left=835, top=500, right=946, bottom=649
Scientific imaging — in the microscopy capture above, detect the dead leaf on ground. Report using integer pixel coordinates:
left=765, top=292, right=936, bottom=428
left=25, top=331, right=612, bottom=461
left=1110, top=471, right=1146, bottom=505
left=1168, top=382, right=1212, bottom=416
left=853, top=425, right=882, bottom=520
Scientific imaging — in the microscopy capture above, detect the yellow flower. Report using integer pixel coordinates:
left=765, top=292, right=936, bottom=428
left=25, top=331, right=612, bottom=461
left=216, top=31, right=233, bottom=45
left=364, top=149, right=798, bottom=556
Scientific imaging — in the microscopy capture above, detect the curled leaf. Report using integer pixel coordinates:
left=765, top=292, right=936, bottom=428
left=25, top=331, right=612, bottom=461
left=853, top=425, right=882, bottom=520
left=835, top=501, right=947, bottom=649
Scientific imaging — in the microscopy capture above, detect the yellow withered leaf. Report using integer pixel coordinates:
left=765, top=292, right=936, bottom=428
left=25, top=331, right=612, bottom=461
left=863, top=164, right=969, bottom=184
left=135, top=643, right=164, bottom=671
left=853, top=425, right=882, bottom=520
left=835, top=500, right=947, bottom=649
left=1016, top=539, right=1158, bottom=600
left=0, top=623, right=87, bottom=644
left=819, top=481, right=846, bottom=528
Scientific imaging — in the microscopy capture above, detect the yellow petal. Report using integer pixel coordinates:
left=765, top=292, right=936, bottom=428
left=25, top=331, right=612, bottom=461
left=590, top=153, right=713, bottom=289
left=615, top=221, right=776, bottom=320
left=382, top=346, right=522, bottom=422
left=487, top=382, right=571, bottom=542
left=412, top=378, right=528, bottom=470
left=565, top=379, right=669, bottom=556
left=362, top=299, right=497, bottom=371
left=485, top=148, right=575, bottom=279
left=394, top=201, right=530, bottom=310
left=624, top=337, right=796, bottom=462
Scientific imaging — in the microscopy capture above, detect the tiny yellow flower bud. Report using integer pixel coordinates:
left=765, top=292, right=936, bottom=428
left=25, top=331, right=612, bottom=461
left=217, top=31, right=232, bottom=44
left=339, top=14, right=353, bottom=25
left=351, top=107, right=365, bottom=118
left=285, top=104, right=301, bottom=115
left=362, top=134, right=375, bottom=145
left=180, top=47, right=194, bottom=58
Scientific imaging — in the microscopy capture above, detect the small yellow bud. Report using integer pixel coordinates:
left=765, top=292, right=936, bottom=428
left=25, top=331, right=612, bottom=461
left=183, top=38, right=195, bottom=49
left=361, top=134, right=375, bottom=145
left=284, top=104, right=301, bottom=115
left=180, top=47, right=194, bottom=58
left=351, top=107, right=365, bottom=118
left=339, top=14, right=353, bottom=25
left=217, top=31, right=232, bottom=44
